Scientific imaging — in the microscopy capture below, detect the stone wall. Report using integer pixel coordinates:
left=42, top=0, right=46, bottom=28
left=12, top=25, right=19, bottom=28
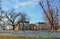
left=0, top=31, right=60, bottom=38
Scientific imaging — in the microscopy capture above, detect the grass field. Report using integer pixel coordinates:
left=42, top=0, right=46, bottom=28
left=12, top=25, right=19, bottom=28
left=0, top=36, right=59, bottom=39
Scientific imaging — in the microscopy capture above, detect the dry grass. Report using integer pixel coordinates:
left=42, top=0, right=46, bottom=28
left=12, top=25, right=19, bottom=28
left=0, top=36, right=59, bottom=39
left=0, top=36, right=41, bottom=39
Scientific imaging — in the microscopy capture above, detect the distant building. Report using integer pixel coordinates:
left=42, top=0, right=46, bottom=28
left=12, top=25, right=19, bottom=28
left=53, top=19, right=59, bottom=30
left=14, top=20, right=30, bottom=31
left=18, top=20, right=29, bottom=30
left=29, top=24, right=37, bottom=30
left=35, top=22, right=50, bottom=30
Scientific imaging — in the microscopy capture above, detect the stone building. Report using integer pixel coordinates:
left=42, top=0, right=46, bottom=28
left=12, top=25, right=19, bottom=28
left=29, top=24, right=37, bottom=30
left=18, top=20, right=29, bottom=30
left=14, top=20, right=29, bottom=31
left=35, top=22, right=50, bottom=30
left=53, top=19, right=59, bottom=30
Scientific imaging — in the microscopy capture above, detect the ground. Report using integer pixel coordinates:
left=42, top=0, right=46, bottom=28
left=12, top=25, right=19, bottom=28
left=0, top=36, right=59, bottom=39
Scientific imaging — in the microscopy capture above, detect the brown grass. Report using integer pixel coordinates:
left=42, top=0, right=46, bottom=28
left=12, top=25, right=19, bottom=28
left=0, top=36, right=40, bottom=39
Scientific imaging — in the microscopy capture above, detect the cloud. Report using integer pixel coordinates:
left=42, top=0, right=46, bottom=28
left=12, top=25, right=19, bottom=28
left=16, top=0, right=40, bottom=6
left=14, top=0, right=40, bottom=9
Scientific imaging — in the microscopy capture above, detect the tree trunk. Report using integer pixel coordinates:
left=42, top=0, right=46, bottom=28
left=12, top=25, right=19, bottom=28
left=13, top=25, right=15, bottom=30
left=22, top=23, right=25, bottom=30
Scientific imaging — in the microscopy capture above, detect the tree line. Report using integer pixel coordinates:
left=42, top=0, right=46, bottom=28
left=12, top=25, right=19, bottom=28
left=0, top=0, right=60, bottom=31
left=0, top=9, right=29, bottom=30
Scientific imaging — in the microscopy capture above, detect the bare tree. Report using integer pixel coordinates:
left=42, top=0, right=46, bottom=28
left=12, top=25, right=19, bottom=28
left=39, top=0, right=59, bottom=30
left=6, top=9, right=20, bottom=30
left=18, top=13, right=29, bottom=30
left=0, top=11, right=6, bottom=30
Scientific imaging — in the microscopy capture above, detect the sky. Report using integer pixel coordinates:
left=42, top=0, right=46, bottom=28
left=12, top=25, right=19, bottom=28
left=1, top=0, right=59, bottom=23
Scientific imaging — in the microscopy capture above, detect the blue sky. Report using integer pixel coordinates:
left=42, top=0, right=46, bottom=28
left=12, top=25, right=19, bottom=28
left=1, top=0, right=59, bottom=23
